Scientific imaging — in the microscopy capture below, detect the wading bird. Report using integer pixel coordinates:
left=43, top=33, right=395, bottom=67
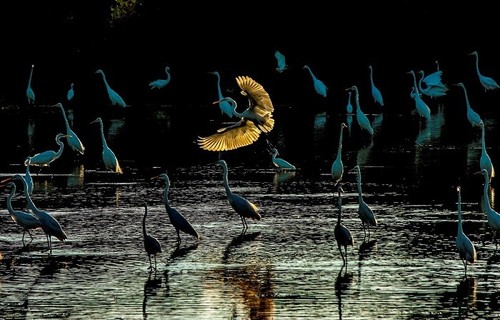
left=407, top=70, right=431, bottom=121
left=216, top=160, right=261, bottom=230
left=479, top=122, right=495, bottom=182
left=331, top=123, right=347, bottom=188
left=152, top=173, right=200, bottom=242
left=368, top=65, right=384, bottom=107
left=209, top=71, right=234, bottom=118
left=348, top=86, right=374, bottom=135
left=334, top=185, right=353, bottom=266
left=469, top=50, right=500, bottom=91
left=149, top=66, right=171, bottom=90
left=274, top=50, right=288, bottom=73
left=90, top=117, right=123, bottom=174
left=303, top=65, right=328, bottom=97
left=270, top=147, right=296, bottom=171
left=143, top=203, right=162, bottom=270
left=477, top=169, right=500, bottom=246
left=27, top=133, right=70, bottom=167
left=67, top=82, right=74, bottom=101
left=54, top=102, right=85, bottom=155
left=26, top=64, right=35, bottom=104
left=95, top=69, right=127, bottom=107
left=455, top=186, right=476, bottom=277
left=351, top=165, right=377, bottom=238
left=24, top=156, right=34, bottom=195
left=418, top=70, right=448, bottom=98
left=454, top=82, right=483, bottom=128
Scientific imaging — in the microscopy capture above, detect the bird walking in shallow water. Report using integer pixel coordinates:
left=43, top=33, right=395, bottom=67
left=142, top=203, right=162, bottom=271
left=468, top=50, right=500, bottom=91
left=95, top=69, right=127, bottom=107
left=27, top=133, right=71, bottom=167
left=455, top=186, right=476, bottom=277
left=91, top=117, right=123, bottom=174
left=351, top=165, right=377, bottom=239
left=334, top=185, right=353, bottom=266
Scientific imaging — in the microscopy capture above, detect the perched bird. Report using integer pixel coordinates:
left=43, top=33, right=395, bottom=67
left=24, top=156, right=34, bottom=195
left=274, top=50, right=288, bottom=73
left=216, top=160, right=261, bottom=230
left=90, top=117, right=123, bottom=174
left=152, top=173, right=200, bottom=242
left=331, top=123, right=347, bottom=188
left=454, top=82, right=483, bottom=128
left=3, top=181, right=41, bottom=245
left=208, top=71, right=234, bottom=118
left=54, top=102, right=85, bottom=155
left=334, top=185, right=353, bottom=266
left=479, top=122, right=495, bottom=182
left=27, top=133, right=70, bottom=167
left=418, top=70, right=448, bottom=98
left=351, top=165, right=377, bottom=238
left=149, top=66, right=171, bottom=90
left=468, top=51, right=500, bottom=91
left=270, top=147, right=296, bottom=171
left=348, top=86, right=374, bottom=135
left=67, top=82, right=75, bottom=101
left=345, top=91, right=353, bottom=114
left=455, top=186, right=476, bottom=277
left=407, top=70, right=431, bottom=121
left=95, top=69, right=127, bottom=107
left=142, top=203, right=162, bottom=270
left=368, top=65, right=384, bottom=107
left=303, top=65, right=328, bottom=97
left=198, top=76, right=274, bottom=152
left=26, top=64, right=35, bottom=104
left=477, top=169, right=500, bottom=246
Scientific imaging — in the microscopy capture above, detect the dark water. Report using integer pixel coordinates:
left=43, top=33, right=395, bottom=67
left=1, top=99, right=500, bottom=319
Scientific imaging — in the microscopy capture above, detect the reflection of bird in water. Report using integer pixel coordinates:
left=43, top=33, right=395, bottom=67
left=95, top=69, right=127, bottom=107
left=26, top=64, right=35, bottom=104
left=149, top=66, right=171, bottom=90
left=216, top=160, right=261, bottom=231
left=209, top=71, right=234, bottom=118
left=143, top=203, right=162, bottom=271
left=198, top=76, right=274, bottom=151
left=270, top=147, right=296, bottom=171
left=142, top=272, right=163, bottom=320
left=272, top=171, right=296, bottom=186
left=348, top=85, right=374, bottom=136
left=477, top=169, right=500, bottom=247
left=54, top=103, right=85, bottom=155
left=331, top=123, right=347, bottom=188
left=66, top=82, right=75, bottom=101
left=479, top=122, right=495, bottom=183
left=274, top=50, right=288, bottom=73
left=455, top=186, right=477, bottom=277
left=368, top=65, right=384, bottom=107
left=169, top=241, right=199, bottom=260
left=27, top=133, right=70, bottom=168
left=24, top=156, right=34, bottom=195
left=351, top=165, right=377, bottom=239
left=454, top=82, right=483, bottom=128
left=303, top=65, right=328, bottom=97
left=468, top=50, right=500, bottom=91
left=335, top=265, right=353, bottom=320
left=90, top=117, right=123, bottom=174
left=153, top=173, right=200, bottom=242
left=455, top=277, right=477, bottom=317
left=334, top=185, right=353, bottom=267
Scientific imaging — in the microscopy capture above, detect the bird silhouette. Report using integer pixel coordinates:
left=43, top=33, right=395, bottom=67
left=270, top=147, right=296, bottom=171
left=455, top=186, right=476, bottom=277
left=90, top=117, right=123, bottom=174
left=348, top=85, right=374, bottom=135
left=208, top=71, right=234, bottom=118
left=54, top=103, right=85, bottom=155
left=407, top=70, right=431, bottom=121
left=334, top=185, right=353, bottom=266
left=274, top=50, right=288, bottom=73
left=142, top=203, right=162, bottom=270
left=303, top=65, right=328, bottom=97
left=152, top=173, right=200, bottom=242
left=368, top=65, right=384, bottom=107
left=351, top=165, right=377, bottom=239
left=149, top=66, right=171, bottom=90
left=24, top=156, right=34, bottom=195
left=479, top=122, right=495, bottom=182
left=26, top=64, right=35, bottom=104
left=477, top=169, right=500, bottom=247
left=67, top=82, right=75, bottom=101
left=216, top=160, right=261, bottom=231
left=468, top=51, right=500, bottom=91
left=331, top=123, right=347, bottom=188
left=95, top=69, right=127, bottom=107
left=27, top=133, right=70, bottom=167
left=345, top=91, right=353, bottom=114
left=454, top=82, right=483, bottom=127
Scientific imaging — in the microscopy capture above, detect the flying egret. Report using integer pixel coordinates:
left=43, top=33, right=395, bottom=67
left=477, top=169, right=500, bottom=246
left=348, top=85, right=374, bottom=135
left=334, top=185, right=353, bottom=266
left=208, top=71, right=234, bottom=118
left=331, top=123, right=347, bottom=188
left=368, top=65, right=384, bottom=107
left=142, top=203, right=162, bottom=270
left=95, top=69, right=127, bottom=107
left=407, top=70, right=431, bottom=121
left=418, top=70, right=448, bottom=98
left=345, top=91, right=353, bottom=114
left=479, top=122, right=495, bottom=183
left=24, top=156, right=34, bottom=195
left=274, top=50, right=288, bottom=73
left=27, top=133, right=70, bottom=167
left=303, top=65, right=328, bottom=97
left=468, top=51, right=500, bottom=91
left=198, top=76, right=274, bottom=152
left=454, top=82, right=483, bottom=128
left=149, top=66, right=171, bottom=90
left=216, top=160, right=261, bottom=230
left=90, top=117, right=123, bottom=174
left=54, top=102, right=85, bottom=155
left=3, top=181, right=41, bottom=245
left=455, top=186, right=477, bottom=277
left=152, top=173, right=200, bottom=242
left=67, top=82, right=75, bottom=101
left=351, top=165, right=377, bottom=239
left=26, top=64, right=35, bottom=104
left=270, top=147, right=296, bottom=171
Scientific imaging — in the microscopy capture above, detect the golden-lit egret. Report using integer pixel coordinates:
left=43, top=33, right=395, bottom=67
left=3, top=181, right=41, bottom=245
left=274, top=50, right=288, bottom=73
left=407, top=70, right=431, bottom=121
left=468, top=51, right=500, bottom=91
left=95, top=69, right=127, bottom=107
left=198, top=76, right=274, bottom=151
left=351, top=165, right=377, bottom=238
left=216, top=160, right=261, bottom=230
left=270, top=147, right=296, bottom=171
left=67, top=82, right=75, bottom=101
left=303, top=65, right=328, bottom=97
left=149, top=66, right=171, bottom=90
left=142, top=203, right=162, bottom=270
left=345, top=91, right=353, bottom=114
left=208, top=71, right=234, bottom=118
left=348, top=86, right=374, bottom=135
left=479, top=122, right=495, bottom=182
left=368, top=65, right=384, bottom=107
left=27, top=133, right=70, bottom=167
left=24, top=156, right=34, bottom=195
left=418, top=70, right=448, bottom=98
left=152, top=173, right=200, bottom=242
left=331, top=123, right=347, bottom=188
left=54, top=102, right=85, bottom=155
left=26, top=64, right=35, bottom=104
left=454, top=82, right=483, bottom=127
left=477, top=169, right=500, bottom=246
left=334, top=185, right=353, bottom=266
left=455, top=186, right=476, bottom=277
left=90, top=117, right=123, bottom=174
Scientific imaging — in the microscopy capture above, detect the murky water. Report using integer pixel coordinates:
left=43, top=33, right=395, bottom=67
left=1, top=101, right=500, bottom=319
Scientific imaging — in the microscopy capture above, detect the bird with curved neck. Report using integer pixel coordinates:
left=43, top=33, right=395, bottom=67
left=24, top=156, right=34, bottom=195
left=477, top=169, right=500, bottom=247
left=54, top=103, right=85, bottom=155
left=348, top=86, right=374, bottom=135
left=142, top=203, right=162, bottom=270
left=418, top=70, right=448, bottom=99
left=468, top=50, right=500, bottom=91
left=270, top=147, right=296, bottom=171
left=368, top=65, right=384, bottom=107
left=27, top=133, right=70, bottom=167
left=455, top=186, right=476, bottom=277
left=351, top=165, right=377, bottom=239
left=95, top=69, right=127, bottom=107
left=454, top=82, right=483, bottom=128
left=407, top=70, right=431, bottom=121
left=334, top=185, right=353, bottom=266
left=303, top=65, right=328, bottom=97
left=479, top=122, right=495, bottom=183
left=91, top=117, right=123, bottom=174
left=26, top=64, right=35, bottom=104
left=331, top=123, right=347, bottom=188
left=149, top=66, right=171, bottom=90
left=209, top=71, right=234, bottom=118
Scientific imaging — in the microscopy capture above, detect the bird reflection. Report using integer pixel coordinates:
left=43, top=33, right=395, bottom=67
left=223, top=231, right=261, bottom=261
left=415, top=105, right=444, bottom=146
left=272, top=171, right=296, bottom=186
left=169, top=241, right=198, bottom=261
left=345, top=114, right=353, bottom=136
left=67, top=164, right=85, bottom=187
left=142, top=271, right=163, bottom=320
left=335, top=266, right=353, bottom=320
left=455, top=277, right=477, bottom=318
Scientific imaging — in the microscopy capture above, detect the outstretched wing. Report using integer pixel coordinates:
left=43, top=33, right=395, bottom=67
left=197, top=119, right=261, bottom=151
left=236, top=76, right=274, bottom=114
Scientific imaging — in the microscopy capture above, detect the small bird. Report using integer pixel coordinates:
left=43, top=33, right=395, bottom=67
left=455, top=186, right=476, bottom=277
left=351, top=165, right=377, bottom=239
left=27, top=133, right=71, bottom=167
left=149, top=66, right=171, bottom=90
left=454, top=82, right=483, bottom=128
left=26, top=64, right=35, bottom=104
left=95, top=69, right=127, bottom=107
left=274, top=50, right=288, bottom=73
left=90, top=117, right=123, bottom=174
left=368, top=65, right=384, bottom=107
left=469, top=50, right=500, bottom=91
left=54, top=102, right=85, bottom=155
left=331, top=123, right=347, bottom=188
left=142, top=203, right=162, bottom=271
left=334, top=185, right=353, bottom=266
left=303, top=65, right=328, bottom=97
left=348, top=86, right=374, bottom=135
left=67, top=82, right=75, bottom=101
left=208, top=71, right=234, bottom=118
left=270, top=147, right=296, bottom=171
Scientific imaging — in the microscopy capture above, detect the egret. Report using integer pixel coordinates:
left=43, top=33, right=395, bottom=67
left=26, top=64, right=35, bottom=104
left=348, top=85, right=374, bottom=135
left=54, top=103, right=85, bottom=155
left=274, top=50, right=288, bottom=73
left=418, top=70, right=448, bottom=98
left=351, top=165, right=377, bottom=238
left=208, top=71, right=234, bottom=118
left=334, top=185, right=353, bottom=266
left=142, top=203, right=162, bottom=270
left=477, top=169, right=500, bottom=246
left=3, top=181, right=41, bottom=245
left=95, top=69, right=127, bottom=107
left=216, top=159, right=261, bottom=230
left=345, top=91, right=353, bottom=114
left=152, top=173, right=200, bottom=242
left=468, top=50, right=500, bottom=91
left=331, top=123, right=347, bottom=188
left=454, top=82, right=483, bottom=128
left=303, top=65, right=328, bottom=97
left=149, top=66, right=171, bottom=90
left=270, top=147, right=296, bottom=171
left=27, top=133, right=70, bottom=167
left=90, top=117, right=123, bottom=174
left=67, top=82, right=75, bottom=101
left=479, top=122, right=495, bottom=182
left=368, top=65, right=384, bottom=107
left=198, top=76, right=275, bottom=152
left=24, top=156, right=34, bottom=195
left=407, top=70, right=431, bottom=121
left=455, top=186, right=477, bottom=277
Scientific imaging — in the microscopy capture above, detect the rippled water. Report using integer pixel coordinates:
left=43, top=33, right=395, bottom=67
left=1, top=102, right=500, bottom=319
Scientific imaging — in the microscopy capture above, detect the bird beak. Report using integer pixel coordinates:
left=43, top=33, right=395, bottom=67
left=212, top=99, right=222, bottom=105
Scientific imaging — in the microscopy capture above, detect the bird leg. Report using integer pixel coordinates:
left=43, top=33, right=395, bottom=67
left=240, top=216, right=248, bottom=231
left=176, top=229, right=181, bottom=243
left=338, top=244, right=345, bottom=266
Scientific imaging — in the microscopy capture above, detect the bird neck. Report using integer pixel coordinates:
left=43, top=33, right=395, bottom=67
left=369, top=67, right=374, bottom=84
left=55, top=137, right=65, bottom=158
left=481, top=125, right=486, bottom=152
left=356, top=174, right=363, bottom=197
left=221, top=166, right=232, bottom=195
left=98, top=122, right=109, bottom=148
left=58, top=104, right=71, bottom=130
left=6, top=187, right=15, bottom=213
left=461, top=86, right=471, bottom=110
left=305, top=66, right=315, bottom=80
left=99, top=72, right=111, bottom=90
left=410, top=72, right=419, bottom=94
left=337, top=193, right=343, bottom=224
left=337, top=126, right=344, bottom=153
left=417, top=72, right=425, bottom=92
left=20, top=176, right=38, bottom=213
left=457, top=192, right=463, bottom=234
left=474, top=54, right=480, bottom=75
left=163, top=184, right=171, bottom=207
left=483, top=177, right=492, bottom=211
left=28, top=66, right=33, bottom=86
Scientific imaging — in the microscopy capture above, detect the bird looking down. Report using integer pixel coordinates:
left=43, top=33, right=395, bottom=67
left=54, top=102, right=85, bottom=155
left=90, top=117, right=123, bottom=174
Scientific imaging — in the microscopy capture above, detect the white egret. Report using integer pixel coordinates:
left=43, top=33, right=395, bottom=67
left=345, top=91, right=353, bottom=114
left=455, top=186, right=477, bottom=277
left=477, top=169, right=500, bottom=246
left=216, top=160, right=261, bottom=230
left=274, top=50, right=288, bottom=73
left=352, top=165, right=377, bottom=238
left=368, top=65, right=384, bottom=107
left=303, top=65, right=328, bottom=97
left=468, top=51, right=500, bottom=91
left=27, top=133, right=70, bottom=167
left=26, top=64, right=35, bottom=104
left=331, top=123, right=347, bottom=188
left=479, top=122, right=495, bottom=182
left=90, top=117, right=123, bottom=174
left=407, top=70, right=431, bottom=121
left=54, top=102, right=85, bottom=155
left=149, top=66, right=171, bottom=90
left=208, top=71, right=234, bottom=118
left=418, top=70, right=448, bottom=98
left=67, top=82, right=75, bottom=101
left=454, top=82, right=483, bottom=128
left=348, top=85, right=374, bottom=135
left=95, top=69, right=127, bottom=107
left=24, top=156, right=34, bottom=195
left=142, top=203, right=162, bottom=270
left=334, top=185, right=353, bottom=266
left=152, top=173, right=200, bottom=242
left=270, top=147, right=296, bottom=171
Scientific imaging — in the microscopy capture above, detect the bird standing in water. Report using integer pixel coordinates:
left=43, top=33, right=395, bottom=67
left=351, top=165, right=377, bottom=239
left=469, top=50, right=500, bottom=91
left=331, top=123, right=347, bottom=188
left=303, top=65, right=328, bottom=97
left=143, top=203, right=162, bottom=271
left=26, top=64, right=35, bottom=104
left=90, top=117, right=123, bottom=174
left=455, top=186, right=476, bottom=277
left=368, top=65, right=384, bottom=107
left=334, top=185, right=353, bottom=266
left=27, top=133, right=71, bottom=167
left=95, top=69, right=127, bottom=107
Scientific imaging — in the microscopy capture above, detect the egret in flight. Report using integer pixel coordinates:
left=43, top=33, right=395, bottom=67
left=27, top=133, right=70, bottom=167
left=477, top=169, right=500, bottom=246
left=468, top=50, right=500, bottom=91
left=270, top=147, right=296, bottom=171
left=331, top=123, right=347, bottom=188
left=454, top=82, right=483, bottom=128
left=67, top=83, right=75, bottom=101
left=54, top=102, right=85, bottom=155
left=95, top=69, right=127, bottom=107
left=208, top=71, right=234, bottom=118
left=351, top=165, right=377, bottom=239
left=90, top=117, right=123, bottom=174
left=149, top=66, right=171, bottom=90
left=348, top=86, right=374, bottom=135
left=455, top=186, right=476, bottom=277
left=368, top=65, right=384, bottom=107
left=303, top=65, right=328, bottom=97
left=152, top=173, right=200, bottom=242
left=142, top=203, right=162, bottom=270
left=26, top=64, right=35, bottom=104
left=334, top=185, right=353, bottom=266
left=274, top=50, right=288, bottom=73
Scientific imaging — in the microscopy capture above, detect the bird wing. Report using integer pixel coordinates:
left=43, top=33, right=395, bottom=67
left=197, top=119, right=261, bottom=151
left=423, top=70, right=444, bottom=87
left=235, top=76, right=274, bottom=114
